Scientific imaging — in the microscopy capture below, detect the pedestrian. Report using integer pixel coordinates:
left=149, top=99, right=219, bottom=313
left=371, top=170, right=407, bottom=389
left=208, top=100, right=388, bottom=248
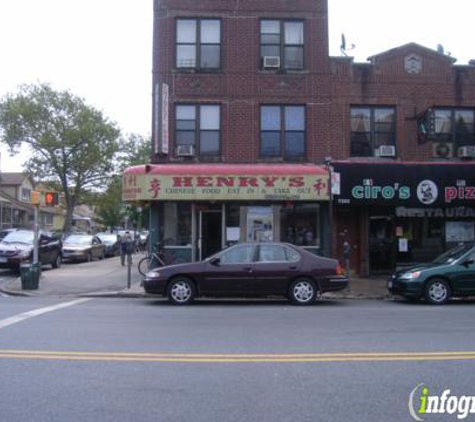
left=120, top=230, right=133, bottom=266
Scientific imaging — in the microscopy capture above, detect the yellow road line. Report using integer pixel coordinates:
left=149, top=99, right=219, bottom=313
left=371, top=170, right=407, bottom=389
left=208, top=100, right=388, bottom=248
left=0, top=350, right=475, bottom=363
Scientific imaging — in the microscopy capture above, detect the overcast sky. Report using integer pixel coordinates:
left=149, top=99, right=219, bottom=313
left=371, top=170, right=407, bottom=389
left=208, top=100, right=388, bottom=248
left=0, top=0, right=473, bottom=172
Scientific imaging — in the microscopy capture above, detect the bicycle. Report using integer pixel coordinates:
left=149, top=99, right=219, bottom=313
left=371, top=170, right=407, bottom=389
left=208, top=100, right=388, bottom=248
left=137, top=242, right=186, bottom=276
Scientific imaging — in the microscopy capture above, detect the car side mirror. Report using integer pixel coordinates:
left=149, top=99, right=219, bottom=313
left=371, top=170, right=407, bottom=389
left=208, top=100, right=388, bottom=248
left=462, top=258, right=474, bottom=267
left=209, top=257, right=220, bottom=266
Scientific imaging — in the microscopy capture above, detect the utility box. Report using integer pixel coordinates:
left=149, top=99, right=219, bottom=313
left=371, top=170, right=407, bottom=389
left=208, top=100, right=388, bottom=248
left=20, top=262, right=41, bottom=290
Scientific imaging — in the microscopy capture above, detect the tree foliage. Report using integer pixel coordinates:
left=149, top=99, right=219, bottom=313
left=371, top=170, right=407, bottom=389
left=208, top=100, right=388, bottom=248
left=0, top=83, right=121, bottom=232
left=95, top=133, right=151, bottom=230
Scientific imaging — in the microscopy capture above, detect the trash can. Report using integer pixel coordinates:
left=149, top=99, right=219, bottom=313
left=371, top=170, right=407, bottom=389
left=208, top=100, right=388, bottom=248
left=20, top=262, right=41, bottom=290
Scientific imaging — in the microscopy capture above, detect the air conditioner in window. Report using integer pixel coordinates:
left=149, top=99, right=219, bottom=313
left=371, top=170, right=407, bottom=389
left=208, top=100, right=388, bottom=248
left=376, top=145, right=396, bottom=157
left=458, top=145, right=475, bottom=159
left=432, top=142, right=453, bottom=158
left=263, top=56, right=280, bottom=68
left=176, top=145, right=195, bottom=157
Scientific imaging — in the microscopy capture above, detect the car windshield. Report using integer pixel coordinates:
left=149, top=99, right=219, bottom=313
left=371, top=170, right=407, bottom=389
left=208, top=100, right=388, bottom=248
left=64, top=235, right=93, bottom=245
left=2, top=230, right=34, bottom=245
left=432, top=244, right=474, bottom=265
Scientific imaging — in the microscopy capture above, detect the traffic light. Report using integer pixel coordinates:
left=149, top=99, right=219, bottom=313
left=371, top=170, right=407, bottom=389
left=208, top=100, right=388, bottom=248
left=30, top=191, right=41, bottom=205
left=44, top=191, right=59, bottom=206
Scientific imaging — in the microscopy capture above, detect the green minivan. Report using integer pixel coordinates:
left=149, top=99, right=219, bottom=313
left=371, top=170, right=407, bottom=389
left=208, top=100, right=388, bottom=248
left=388, top=243, right=475, bottom=305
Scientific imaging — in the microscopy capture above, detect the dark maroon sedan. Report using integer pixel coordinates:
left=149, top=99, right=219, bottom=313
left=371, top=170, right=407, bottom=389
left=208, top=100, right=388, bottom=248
left=142, top=243, right=348, bottom=305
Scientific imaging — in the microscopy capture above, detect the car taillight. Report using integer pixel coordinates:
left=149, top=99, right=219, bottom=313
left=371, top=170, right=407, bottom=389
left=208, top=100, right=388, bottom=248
left=335, top=263, right=345, bottom=276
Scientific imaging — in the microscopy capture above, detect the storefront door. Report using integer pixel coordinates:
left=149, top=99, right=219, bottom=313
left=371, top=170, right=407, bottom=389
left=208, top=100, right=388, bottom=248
left=369, top=216, right=395, bottom=273
left=199, top=209, right=222, bottom=260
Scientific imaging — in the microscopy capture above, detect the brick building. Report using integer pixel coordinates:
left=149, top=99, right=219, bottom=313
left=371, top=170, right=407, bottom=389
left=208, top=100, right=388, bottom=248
left=123, top=0, right=475, bottom=275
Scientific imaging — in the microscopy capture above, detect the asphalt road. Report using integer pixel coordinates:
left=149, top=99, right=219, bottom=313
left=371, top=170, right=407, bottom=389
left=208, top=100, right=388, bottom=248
left=0, top=296, right=474, bottom=422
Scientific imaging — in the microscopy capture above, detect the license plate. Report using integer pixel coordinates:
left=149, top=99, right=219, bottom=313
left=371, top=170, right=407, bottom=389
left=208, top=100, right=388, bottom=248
left=0, top=257, right=7, bottom=263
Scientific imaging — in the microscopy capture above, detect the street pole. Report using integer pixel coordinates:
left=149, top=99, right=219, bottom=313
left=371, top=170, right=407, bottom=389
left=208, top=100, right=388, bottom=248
left=33, top=204, right=39, bottom=264
left=127, top=255, right=132, bottom=289
left=325, top=157, right=333, bottom=258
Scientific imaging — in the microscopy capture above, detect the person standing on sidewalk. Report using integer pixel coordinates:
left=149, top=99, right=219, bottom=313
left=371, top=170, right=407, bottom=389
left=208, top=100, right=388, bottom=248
left=120, top=231, right=134, bottom=266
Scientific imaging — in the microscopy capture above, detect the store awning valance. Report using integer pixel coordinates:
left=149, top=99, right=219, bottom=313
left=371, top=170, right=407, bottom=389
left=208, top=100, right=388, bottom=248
left=123, top=163, right=329, bottom=202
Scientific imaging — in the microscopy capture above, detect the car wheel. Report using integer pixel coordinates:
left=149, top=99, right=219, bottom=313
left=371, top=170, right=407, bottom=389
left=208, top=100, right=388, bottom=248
left=288, top=278, right=317, bottom=305
left=51, top=253, right=62, bottom=269
left=167, top=277, right=195, bottom=305
left=424, top=279, right=451, bottom=305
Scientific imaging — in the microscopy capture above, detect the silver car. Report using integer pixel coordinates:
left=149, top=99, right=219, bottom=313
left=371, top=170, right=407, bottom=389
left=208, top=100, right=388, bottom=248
left=62, top=234, right=106, bottom=262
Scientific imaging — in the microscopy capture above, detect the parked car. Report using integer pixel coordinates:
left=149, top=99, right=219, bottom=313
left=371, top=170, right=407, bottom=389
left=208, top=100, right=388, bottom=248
left=0, top=228, right=19, bottom=242
left=142, top=242, right=348, bottom=305
left=0, top=229, right=62, bottom=270
left=96, top=232, right=120, bottom=257
left=62, top=234, right=106, bottom=262
left=388, top=243, right=475, bottom=305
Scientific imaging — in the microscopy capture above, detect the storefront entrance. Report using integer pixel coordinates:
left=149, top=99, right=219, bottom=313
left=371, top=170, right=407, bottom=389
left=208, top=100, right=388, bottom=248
left=123, top=163, right=331, bottom=263
left=199, top=208, right=222, bottom=260
left=369, top=216, right=395, bottom=273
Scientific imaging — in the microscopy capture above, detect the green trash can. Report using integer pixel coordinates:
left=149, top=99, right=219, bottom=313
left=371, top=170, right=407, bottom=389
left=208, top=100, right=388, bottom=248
left=20, top=262, right=41, bottom=290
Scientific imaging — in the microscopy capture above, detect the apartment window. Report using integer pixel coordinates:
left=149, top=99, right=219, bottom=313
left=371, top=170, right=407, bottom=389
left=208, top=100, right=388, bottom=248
left=21, top=188, right=31, bottom=201
left=350, top=107, right=396, bottom=157
left=44, top=214, right=54, bottom=226
left=176, top=19, right=220, bottom=69
left=260, top=105, right=305, bottom=159
left=175, top=104, right=220, bottom=156
left=260, top=20, right=304, bottom=70
left=433, top=108, right=474, bottom=146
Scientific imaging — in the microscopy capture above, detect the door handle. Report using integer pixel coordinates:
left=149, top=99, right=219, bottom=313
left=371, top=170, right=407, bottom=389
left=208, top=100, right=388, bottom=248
left=243, top=267, right=253, bottom=272
left=289, top=266, right=298, bottom=270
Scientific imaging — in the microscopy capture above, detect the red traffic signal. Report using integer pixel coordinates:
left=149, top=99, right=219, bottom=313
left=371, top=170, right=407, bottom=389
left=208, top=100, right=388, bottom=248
left=44, top=191, right=59, bottom=206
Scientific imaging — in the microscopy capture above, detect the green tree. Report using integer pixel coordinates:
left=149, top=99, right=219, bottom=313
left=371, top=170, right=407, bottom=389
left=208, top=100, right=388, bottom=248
left=0, top=83, right=121, bottom=232
left=95, top=176, right=125, bottom=230
left=95, top=133, right=151, bottom=230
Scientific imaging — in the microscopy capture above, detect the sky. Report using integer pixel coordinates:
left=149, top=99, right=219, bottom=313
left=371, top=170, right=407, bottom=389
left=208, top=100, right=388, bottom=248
left=0, top=0, right=473, bottom=172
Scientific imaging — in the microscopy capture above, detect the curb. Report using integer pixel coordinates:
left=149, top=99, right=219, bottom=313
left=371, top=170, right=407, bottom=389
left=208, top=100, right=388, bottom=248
left=0, top=286, right=391, bottom=300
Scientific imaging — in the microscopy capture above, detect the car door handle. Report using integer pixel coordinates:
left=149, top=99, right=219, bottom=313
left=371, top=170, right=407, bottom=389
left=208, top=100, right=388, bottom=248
left=243, top=267, right=253, bottom=272
left=289, top=266, right=298, bottom=270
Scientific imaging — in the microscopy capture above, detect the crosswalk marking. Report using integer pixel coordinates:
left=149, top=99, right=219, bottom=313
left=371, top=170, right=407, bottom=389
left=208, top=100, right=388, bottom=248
left=0, top=299, right=91, bottom=330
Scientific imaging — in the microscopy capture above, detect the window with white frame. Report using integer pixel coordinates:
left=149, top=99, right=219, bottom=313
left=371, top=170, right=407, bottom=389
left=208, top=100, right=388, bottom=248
left=44, top=214, right=54, bottom=226
left=350, top=107, right=396, bottom=157
left=176, top=19, right=221, bottom=69
left=433, top=108, right=474, bottom=146
left=175, top=104, right=220, bottom=156
left=260, top=20, right=304, bottom=70
left=21, top=188, right=31, bottom=201
left=260, top=105, right=305, bottom=159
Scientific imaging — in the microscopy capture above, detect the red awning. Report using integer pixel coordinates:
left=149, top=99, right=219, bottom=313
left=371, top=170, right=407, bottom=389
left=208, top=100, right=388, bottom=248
left=122, top=163, right=330, bottom=202
left=124, top=163, right=328, bottom=176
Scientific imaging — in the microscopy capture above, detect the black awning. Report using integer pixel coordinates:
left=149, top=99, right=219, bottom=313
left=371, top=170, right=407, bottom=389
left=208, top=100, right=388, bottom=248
left=333, top=161, right=475, bottom=207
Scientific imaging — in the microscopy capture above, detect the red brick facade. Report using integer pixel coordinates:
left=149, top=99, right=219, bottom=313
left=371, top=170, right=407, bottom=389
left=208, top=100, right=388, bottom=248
left=151, top=0, right=475, bottom=275
left=152, top=0, right=475, bottom=165
left=152, top=0, right=333, bottom=163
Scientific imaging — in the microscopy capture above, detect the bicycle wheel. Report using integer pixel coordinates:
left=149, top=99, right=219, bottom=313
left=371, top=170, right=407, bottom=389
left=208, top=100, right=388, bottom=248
left=138, top=256, right=152, bottom=276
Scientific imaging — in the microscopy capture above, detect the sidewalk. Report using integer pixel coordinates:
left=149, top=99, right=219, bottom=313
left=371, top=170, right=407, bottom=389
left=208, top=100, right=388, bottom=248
left=0, top=256, right=144, bottom=298
left=0, top=257, right=390, bottom=300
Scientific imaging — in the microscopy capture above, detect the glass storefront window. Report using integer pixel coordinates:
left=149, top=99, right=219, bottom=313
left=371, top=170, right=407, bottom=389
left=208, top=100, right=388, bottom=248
left=247, top=206, right=274, bottom=242
left=162, top=203, right=192, bottom=246
left=280, top=203, right=319, bottom=247
left=446, top=221, right=475, bottom=243
left=225, top=204, right=240, bottom=246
